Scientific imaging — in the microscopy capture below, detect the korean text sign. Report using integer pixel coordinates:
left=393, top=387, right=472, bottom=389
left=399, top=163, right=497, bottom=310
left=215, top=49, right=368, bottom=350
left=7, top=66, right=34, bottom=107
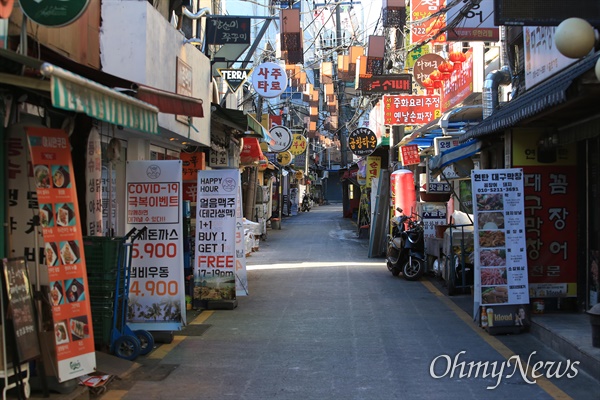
left=471, top=169, right=530, bottom=308
left=383, top=95, right=441, bottom=125
left=27, top=127, right=96, bottom=382
left=126, top=161, right=185, bottom=331
left=195, top=169, right=239, bottom=301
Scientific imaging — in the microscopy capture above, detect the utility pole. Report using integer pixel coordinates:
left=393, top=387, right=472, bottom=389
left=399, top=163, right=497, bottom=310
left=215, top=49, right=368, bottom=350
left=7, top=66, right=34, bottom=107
left=335, top=3, right=348, bottom=168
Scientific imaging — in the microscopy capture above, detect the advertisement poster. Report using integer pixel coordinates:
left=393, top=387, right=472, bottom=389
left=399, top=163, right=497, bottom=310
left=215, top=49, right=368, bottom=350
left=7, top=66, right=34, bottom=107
left=513, top=130, right=578, bottom=298
left=85, top=127, right=102, bottom=236
left=126, top=160, right=185, bottom=331
left=195, top=170, right=238, bottom=301
left=26, top=127, right=96, bottom=382
left=471, top=169, right=530, bottom=332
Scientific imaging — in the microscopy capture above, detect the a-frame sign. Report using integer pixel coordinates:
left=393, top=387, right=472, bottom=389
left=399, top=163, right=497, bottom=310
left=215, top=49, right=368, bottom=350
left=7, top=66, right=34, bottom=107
left=218, top=68, right=252, bottom=93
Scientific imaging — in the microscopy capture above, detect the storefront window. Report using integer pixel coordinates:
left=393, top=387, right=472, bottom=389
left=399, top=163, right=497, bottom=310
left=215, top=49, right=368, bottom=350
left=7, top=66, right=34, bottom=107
left=588, top=138, right=600, bottom=307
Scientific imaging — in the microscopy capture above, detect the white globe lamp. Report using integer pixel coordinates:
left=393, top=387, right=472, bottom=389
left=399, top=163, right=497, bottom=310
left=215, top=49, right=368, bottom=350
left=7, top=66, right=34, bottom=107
left=595, top=57, right=600, bottom=81
left=555, top=18, right=596, bottom=59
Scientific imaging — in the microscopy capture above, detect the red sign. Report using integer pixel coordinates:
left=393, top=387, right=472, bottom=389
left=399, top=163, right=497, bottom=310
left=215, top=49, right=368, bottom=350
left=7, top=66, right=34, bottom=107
left=358, top=74, right=412, bottom=93
left=410, top=0, right=447, bottom=44
left=181, top=151, right=205, bottom=181
left=26, top=127, right=96, bottom=380
left=383, top=95, right=441, bottom=125
left=520, top=166, right=577, bottom=285
left=400, top=144, right=421, bottom=165
left=441, top=49, right=474, bottom=111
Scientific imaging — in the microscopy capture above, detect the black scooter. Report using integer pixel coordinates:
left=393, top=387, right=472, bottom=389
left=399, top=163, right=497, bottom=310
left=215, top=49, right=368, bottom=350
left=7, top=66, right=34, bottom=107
left=386, top=208, right=425, bottom=281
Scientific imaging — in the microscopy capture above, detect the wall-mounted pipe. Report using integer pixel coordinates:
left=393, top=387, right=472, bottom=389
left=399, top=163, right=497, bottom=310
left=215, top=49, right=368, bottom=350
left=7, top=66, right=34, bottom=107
left=482, top=65, right=511, bottom=119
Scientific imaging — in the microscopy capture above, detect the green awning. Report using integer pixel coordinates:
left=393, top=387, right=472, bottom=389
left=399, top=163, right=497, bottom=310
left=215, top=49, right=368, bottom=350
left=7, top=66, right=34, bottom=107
left=211, top=103, right=268, bottom=140
left=40, top=63, right=159, bottom=135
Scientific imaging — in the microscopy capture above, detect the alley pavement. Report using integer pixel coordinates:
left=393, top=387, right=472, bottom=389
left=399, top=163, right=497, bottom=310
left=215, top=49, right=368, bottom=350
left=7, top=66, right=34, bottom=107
left=24, top=203, right=600, bottom=399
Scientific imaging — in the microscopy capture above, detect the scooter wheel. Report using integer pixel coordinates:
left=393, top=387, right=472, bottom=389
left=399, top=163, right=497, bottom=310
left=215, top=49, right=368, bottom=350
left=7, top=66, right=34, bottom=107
left=403, top=258, right=424, bottom=281
left=135, top=330, right=155, bottom=355
left=387, top=261, right=401, bottom=276
left=113, top=335, right=141, bottom=361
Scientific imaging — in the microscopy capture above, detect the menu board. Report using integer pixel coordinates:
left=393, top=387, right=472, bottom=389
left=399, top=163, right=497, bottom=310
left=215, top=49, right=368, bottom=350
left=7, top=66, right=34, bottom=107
left=2, top=258, right=40, bottom=363
left=126, top=160, right=185, bottom=331
left=26, top=127, right=96, bottom=382
left=195, top=169, right=239, bottom=301
left=472, top=169, right=530, bottom=331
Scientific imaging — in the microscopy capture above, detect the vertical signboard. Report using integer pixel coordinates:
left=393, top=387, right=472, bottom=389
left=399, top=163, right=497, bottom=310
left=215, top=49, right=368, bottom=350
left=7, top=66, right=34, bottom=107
left=472, top=169, right=530, bottom=333
left=512, top=129, right=577, bottom=299
left=85, top=127, right=102, bottom=236
left=27, top=127, right=96, bottom=381
left=126, top=161, right=185, bottom=331
left=195, top=170, right=238, bottom=301
left=365, top=156, right=381, bottom=188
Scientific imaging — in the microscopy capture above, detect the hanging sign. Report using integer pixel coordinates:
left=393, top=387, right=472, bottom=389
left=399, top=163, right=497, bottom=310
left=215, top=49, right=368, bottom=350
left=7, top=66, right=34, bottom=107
left=205, top=17, right=251, bottom=45
left=195, top=170, right=239, bottom=301
left=2, top=258, right=40, bottom=364
left=268, top=125, right=293, bottom=152
left=400, top=144, right=420, bottom=166
left=413, top=53, right=445, bottom=88
left=348, top=127, right=377, bottom=156
left=383, top=95, right=442, bottom=125
left=472, top=168, right=530, bottom=333
left=20, top=0, right=91, bottom=27
left=27, top=127, right=96, bottom=382
left=276, top=151, right=293, bottom=166
left=218, top=68, right=252, bottom=93
left=251, top=62, right=288, bottom=98
left=126, top=161, right=185, bottom=331
left=289, top=134, right=307, bottom=156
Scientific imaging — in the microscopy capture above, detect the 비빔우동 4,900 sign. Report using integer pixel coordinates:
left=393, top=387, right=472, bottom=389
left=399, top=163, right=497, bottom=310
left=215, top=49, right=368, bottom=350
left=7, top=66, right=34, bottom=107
left=20, top=0, right=91, bottom=27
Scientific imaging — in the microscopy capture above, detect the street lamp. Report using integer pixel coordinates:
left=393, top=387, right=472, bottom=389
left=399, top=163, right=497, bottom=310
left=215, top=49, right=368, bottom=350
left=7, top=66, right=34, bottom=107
left=554, top=18, right=596, bottom=59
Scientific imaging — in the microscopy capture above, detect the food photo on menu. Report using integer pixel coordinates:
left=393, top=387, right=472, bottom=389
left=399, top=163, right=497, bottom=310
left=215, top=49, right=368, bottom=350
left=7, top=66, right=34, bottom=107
left=49, top=281, right=65, bottom=306
left=55, top=203, right=75, bottom=226
left=477, top=211, right=505, bottom=229
left=475, top=193, right=504, bottom=211
left=69, top=316, right=90, bottom=341
left=55, top=320, right=70, bottom=345
left=34, top=164, right=51, bottom=188
left=45, top=242, right=60, bottom=267
left=39, top=204, right=54, bottom=227
left=51, top=165, right=71, bottom=188
left=65, top=278, right=85, bottom=303
left=60, top=240, right=80, bottom=265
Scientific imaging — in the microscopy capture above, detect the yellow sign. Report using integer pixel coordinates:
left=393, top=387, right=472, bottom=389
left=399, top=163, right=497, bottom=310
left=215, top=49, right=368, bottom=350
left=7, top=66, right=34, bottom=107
left=512, top=128, right=576, bottom=166
left=277, top=151, right=293, bottom=166
left=295, top=170, right=303, bottom=180
left=289, top=134, right=307, bottom=155
left=366, top=156, right=381, bottom=188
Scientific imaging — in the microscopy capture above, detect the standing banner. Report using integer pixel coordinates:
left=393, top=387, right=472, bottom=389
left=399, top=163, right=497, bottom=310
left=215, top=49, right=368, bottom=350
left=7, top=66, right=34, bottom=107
left=85, top=127, right=102, bottom=236
left=235, top=183, right=248, bottom=296
left=472, top=169, right=530, bottom=334
left=26, top=127, right=96, bottom=382
left=195, top=170, right=238, bottom=301
left=125, top=161, right=185, bottom=331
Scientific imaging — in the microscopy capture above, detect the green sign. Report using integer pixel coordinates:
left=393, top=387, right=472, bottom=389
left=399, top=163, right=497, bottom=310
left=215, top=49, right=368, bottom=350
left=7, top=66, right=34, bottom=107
left=19, top=0, right=91, bottom=27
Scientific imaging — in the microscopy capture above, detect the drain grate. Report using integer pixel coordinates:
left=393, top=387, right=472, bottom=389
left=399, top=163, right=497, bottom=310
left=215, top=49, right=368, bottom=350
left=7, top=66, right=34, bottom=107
left=175, top=324, right=211, bottom=336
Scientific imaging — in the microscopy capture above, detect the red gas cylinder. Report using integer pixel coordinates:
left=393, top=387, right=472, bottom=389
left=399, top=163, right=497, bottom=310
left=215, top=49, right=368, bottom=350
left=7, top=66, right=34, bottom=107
left=390, top=170, right=416, bottom=217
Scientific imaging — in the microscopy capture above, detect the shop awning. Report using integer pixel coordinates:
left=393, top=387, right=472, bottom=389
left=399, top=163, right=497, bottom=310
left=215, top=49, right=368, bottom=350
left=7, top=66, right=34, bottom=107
left=428, top=139, right=482, bottom=178
left=240, top=137, right=265, bottom=165
left=461, top=52, right=600, bottom=142
left=133, top=84, right=204, bottom=118
left=211, top=103, right=268, bottom=140
left=40, top=63, right=159, bottom=135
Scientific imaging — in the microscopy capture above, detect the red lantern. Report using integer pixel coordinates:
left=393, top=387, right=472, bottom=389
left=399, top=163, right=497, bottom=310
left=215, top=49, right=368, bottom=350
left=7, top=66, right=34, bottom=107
left=449, top=51, right=467, bottom=71
left=438, top=61, right=453, bottom=80
left=429, top=70, right=443, bottom=88
left=422, top=77, right=435, bottom=95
